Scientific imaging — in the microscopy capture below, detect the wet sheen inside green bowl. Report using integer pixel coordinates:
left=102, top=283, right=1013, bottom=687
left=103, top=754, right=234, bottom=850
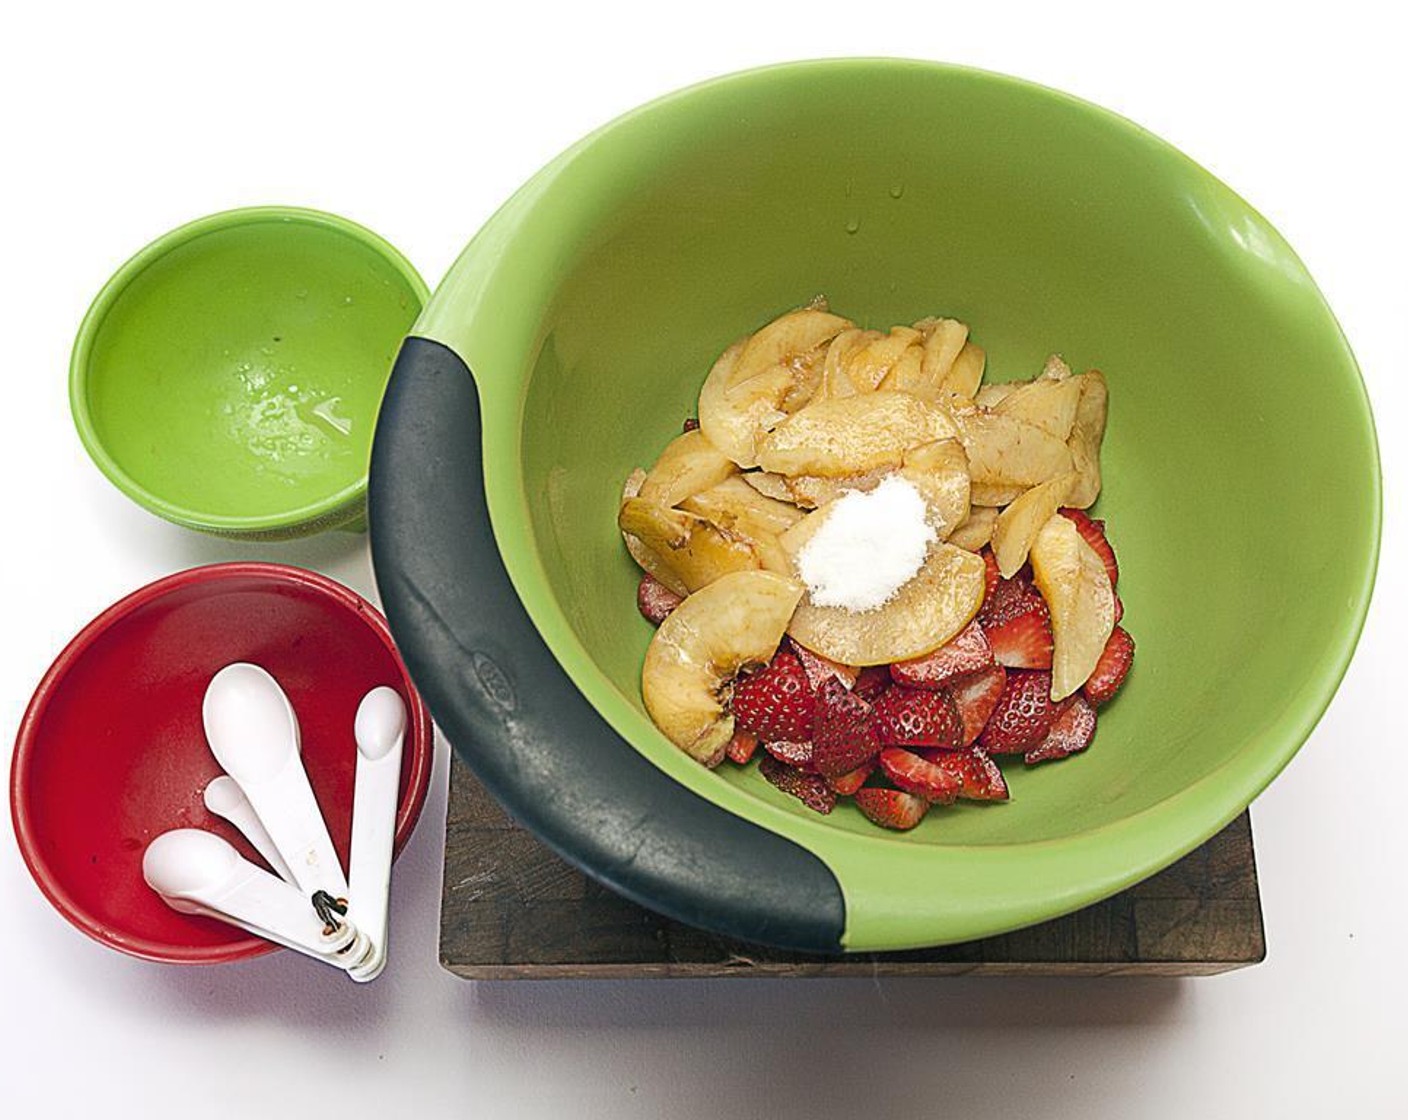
left=75, top=210, right=425, bottom=535
left=425, top=60, right=1378, bottom=948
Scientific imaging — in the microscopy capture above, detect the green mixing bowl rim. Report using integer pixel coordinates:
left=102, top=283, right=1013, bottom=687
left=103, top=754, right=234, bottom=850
left=69, top=204, right=431, bottom=534
left=430, top=57, right=1383, bottom=949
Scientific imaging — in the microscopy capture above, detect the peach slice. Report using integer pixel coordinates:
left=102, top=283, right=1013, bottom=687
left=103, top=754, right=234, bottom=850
left=642, top=571, right=804, bottom=762
left=993, top=375, right=1083, bottom=440
left=947, top=505, right=999, bottom=551
left=757, top=391, right=958, bottom=478
left=941, top=341, right=986, bottom=399
left=1065, top=370, right=1109, bottom=509
left=992, top=472, right=1078, bottom=578
left=900, top=438, right=971, bottom=538
left=620, top=469, right=689, bottom=596
left=638, top=429, right=736, bottom=509
left=1030, top=514, right=1116, bottom=700
left=618, top=498, right=761, bottom=592
left=957, top=410, right=1074, bottom=492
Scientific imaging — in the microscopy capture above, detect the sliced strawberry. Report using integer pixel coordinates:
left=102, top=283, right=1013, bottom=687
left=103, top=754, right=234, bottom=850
left=811, top=676, right=883, bottom=777
left=979, top=571, right=1053, bottom=669
left=982, top=547, right=1000, bottom=602
left=759, top=754, right=835, bottom=814
left=871, top=686, right=962, bottom=749
left=852, top=666, right=892, bottom=701
left=789, top=639, right=860, bottom=691
left=891, top=621, right=993, bottom=689
left=949, top=665, right=1007, bottom=746
left=1059, top=508, right=1118, bottom=588
left=682, top=417, right=700, bottom=432
left=732, top=649, right=815, bottom=742
left=762, top=739, right=814, bottom=769
left=977, top=669, right=1061, bottom=754
left=1113, top=590, right=1124, bottom=626
left=1025, top=695, right=1097, bottom=764
left=826, top=761, right=875, bottom=796
left=853, top=788, right=929, bottom=831
left=636, top=574, right=683, bottom=625
left=921, top=748, right=1010, bottom=801
left=878, top=748, right=962, bottom=804
left=1083, top=626, right=1134, bottom=706
left=725, top=729, right=759, bottom=765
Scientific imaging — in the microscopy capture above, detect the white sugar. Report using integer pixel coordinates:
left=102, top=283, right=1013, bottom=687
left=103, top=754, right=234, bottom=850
left=796, top=475, right=935, bottom=612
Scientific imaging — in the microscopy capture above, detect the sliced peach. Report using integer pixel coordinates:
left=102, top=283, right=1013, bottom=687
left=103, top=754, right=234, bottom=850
left=1030, top=514, right=1116, bottom=700
left=731, top=307, right=853, bottom=386
left=957, top=410, right=1074, bottom=491
left=947, top=505, right=999, bottom=551
left=900, top=438, right=971, bottom=538
left=618, top=498, right=761, bottom=592
left=680, top=475, right=803, bottom=539
left=994, top=376, right=1083, bottom=440
left=757, top=391, right=958, bottom=477
left=992, top=472, right=1078, bottom=578
left=1065, top=370, right=1109, bottom=509
left=638, top=429, right=736, bottom=509
left=941, top=341, right=986, bottom=399
left=642, top=571, right=803, bottom=762
left=620, top=469, right=688, bottom=596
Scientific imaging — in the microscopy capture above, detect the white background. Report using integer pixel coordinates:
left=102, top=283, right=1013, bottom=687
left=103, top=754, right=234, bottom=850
left=3, top=2, right=1404, bottom=1116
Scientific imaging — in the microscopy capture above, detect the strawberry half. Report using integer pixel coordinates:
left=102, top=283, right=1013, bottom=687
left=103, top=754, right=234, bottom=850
left=1059, top=508, right=1118, bottom=588
left=878, top=747, right=962, bottom=804
left=759, top=754, right=835, bottom=814
left=891, top=620, right=993, bottom=689
left=949, top=665, right=1007, bottom=746
left=853, top=788, right=929, bottom=830
left=982, top=547, right=1001, bottom=601
left=979, top=571, right=1053, bottom=670
left=871, top=686, right=962, bottom=749
left=977, top=669, right=1061, bottom=754
left=725, top=729, right=759, bottom=765
left=921, top=748, right=1010, bottom=801
left=636, top=574, right=683, bottom=625
left=732, top=649, right=815, bottom=742
left=811, top=676, right=883, bottom=777
left=1083, top=626, right=1134, bottom=705
left=852, top=665, right=892, bottom=701
left=1025, top=695, right=1097, bottom=764
left=790, top=639, right=860, bottom=691
left=826, top=761, right=875, bottom=796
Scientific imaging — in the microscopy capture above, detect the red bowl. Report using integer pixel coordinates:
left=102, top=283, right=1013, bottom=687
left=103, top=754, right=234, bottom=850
left=10, top=562, right=434, bottom=964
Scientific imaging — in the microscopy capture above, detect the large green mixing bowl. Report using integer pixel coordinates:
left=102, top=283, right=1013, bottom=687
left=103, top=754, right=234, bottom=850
left=369, top=60, right=1380, bottom=953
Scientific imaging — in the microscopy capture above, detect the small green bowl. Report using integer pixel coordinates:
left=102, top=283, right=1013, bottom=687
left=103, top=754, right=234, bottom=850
left=71, top=206, right=428, bottom=538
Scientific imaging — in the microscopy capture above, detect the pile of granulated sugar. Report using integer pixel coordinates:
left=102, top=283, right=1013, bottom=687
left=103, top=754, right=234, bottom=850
left=795, top=475, right=935, bottom=612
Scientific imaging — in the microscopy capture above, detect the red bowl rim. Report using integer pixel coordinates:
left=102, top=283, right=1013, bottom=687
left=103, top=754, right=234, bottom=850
left=9, top=561, right=435, bottom=965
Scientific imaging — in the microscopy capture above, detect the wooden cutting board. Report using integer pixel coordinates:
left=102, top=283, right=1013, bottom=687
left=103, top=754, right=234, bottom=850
left=439, top=751, right=1265, bottom=978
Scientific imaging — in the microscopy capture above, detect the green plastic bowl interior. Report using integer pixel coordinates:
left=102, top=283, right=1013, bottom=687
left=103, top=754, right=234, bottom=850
left=416, top=59, right=1380, bottom=950
left=72, top=207, right=428, bottom=538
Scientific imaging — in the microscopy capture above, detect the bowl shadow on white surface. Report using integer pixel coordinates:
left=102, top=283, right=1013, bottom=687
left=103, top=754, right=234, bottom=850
left=464, top=974, right=1188, bottom=1033
left=84, top=476, right=376, bottom=599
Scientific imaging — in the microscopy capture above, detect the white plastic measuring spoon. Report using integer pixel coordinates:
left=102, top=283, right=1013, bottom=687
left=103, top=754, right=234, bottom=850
left=143, top=830, right=371, bottom=970
left=203, top=776, right=296, bottom=884
left=345, top=686, right=406, bottom=982
left=202, top=663, right=348, bottom=901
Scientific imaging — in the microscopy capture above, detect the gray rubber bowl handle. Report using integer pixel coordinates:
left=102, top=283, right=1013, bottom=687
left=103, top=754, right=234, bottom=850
left=368, top=337, right=845, bottom=953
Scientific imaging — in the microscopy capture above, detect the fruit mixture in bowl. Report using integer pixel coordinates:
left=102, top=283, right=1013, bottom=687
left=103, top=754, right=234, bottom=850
left=618, top=302, right=1134, bottom=831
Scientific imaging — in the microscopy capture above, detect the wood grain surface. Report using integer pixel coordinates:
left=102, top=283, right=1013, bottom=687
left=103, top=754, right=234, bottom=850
left=440, top=752, right=1265, bottom=979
